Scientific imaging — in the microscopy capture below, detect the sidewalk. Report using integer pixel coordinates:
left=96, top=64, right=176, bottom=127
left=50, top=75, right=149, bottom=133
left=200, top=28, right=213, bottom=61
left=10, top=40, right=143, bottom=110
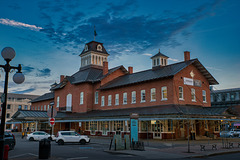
left=104, top=138, right=240, bottom=159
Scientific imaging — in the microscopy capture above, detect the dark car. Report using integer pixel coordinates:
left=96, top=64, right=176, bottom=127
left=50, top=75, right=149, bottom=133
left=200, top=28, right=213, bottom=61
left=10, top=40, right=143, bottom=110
left=4, top=131, right=16, bottom=150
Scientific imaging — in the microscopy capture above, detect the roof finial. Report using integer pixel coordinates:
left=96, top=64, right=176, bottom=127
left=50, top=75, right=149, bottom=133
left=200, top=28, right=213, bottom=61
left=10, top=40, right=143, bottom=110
left=94, top=25, right=97, bottom=41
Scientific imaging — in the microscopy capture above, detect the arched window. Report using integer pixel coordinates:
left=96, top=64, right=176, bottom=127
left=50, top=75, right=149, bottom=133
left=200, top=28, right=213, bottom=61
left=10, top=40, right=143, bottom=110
left=57, top=96, right=60, bottom=107
left=66, top=94, right=72, bottom=111
left=80, top=92, right=84, bottom=104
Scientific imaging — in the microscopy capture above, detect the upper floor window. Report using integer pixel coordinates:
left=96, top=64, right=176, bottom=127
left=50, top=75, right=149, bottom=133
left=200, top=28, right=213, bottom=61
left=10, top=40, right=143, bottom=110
left=115, top=94, right=119, bottom=105
left=7, top=104, right=11, bottom=109
left=18, top=105, right=22, bottom=110
left=202, top=90, right=207, bottom=102
left=47, top=105, right=49, bottom=110
left=101, top=96, right=105, bottom=106
left=141, top=90, right=146, bottom=102
left=179, top=86, right=184, bottom=100
left=151, top=88, right=156, bottom=101
left=66, top=94, right=72, bottom=107
left=35, top=106, right=37, bottom=110
left=56, top=96, right=60, bottom=107
left=38, top=106, right=40, bottom=110
left=157, top=58, right=160, bottom=65
left=161, top=86, right=167, bottom=100
left=191, top=88, right=196, bottom=102
left=6, top=113, right=10, bottom=118
left=80, top=92, right=84, bottom=104
left=108, top=95, right=112, bottom=106
left=211, top=94, right=214, bottom=102
left=41, top=106, right=43, bottom=111
left=230, top=93, right=235, bottom=101
left=131, top=91, right=136, bottom=104
left=95, top=92, right=99, bottom=104
left=123, top=92, right=127, bottom=104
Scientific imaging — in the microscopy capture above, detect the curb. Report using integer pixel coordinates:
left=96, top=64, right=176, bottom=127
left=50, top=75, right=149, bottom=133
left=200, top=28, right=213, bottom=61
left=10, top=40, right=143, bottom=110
left=186, top=150, right=240, bottom=158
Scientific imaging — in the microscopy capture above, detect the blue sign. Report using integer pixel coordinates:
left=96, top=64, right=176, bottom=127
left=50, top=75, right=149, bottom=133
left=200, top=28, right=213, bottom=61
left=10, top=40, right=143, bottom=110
left=131, top=119, right=138, bottom=142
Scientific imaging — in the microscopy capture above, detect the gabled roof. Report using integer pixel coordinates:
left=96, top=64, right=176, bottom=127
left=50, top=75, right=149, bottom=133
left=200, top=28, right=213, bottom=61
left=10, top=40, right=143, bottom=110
left=11, top=110, right=49, bottom=119
left=151, top=50, right=169, bottom=59
left=80, top=41, right=109, bottom=56
left=31, top=92, right=54, bottom=103
left=99, top=59, right=218, bottom=90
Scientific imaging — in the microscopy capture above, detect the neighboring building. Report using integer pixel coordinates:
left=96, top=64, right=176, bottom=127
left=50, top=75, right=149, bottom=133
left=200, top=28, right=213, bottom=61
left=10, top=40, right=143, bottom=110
left=0, top=92, right=39, bottom=130
left=211, top=88, right=240, bottom=107
left=12, top=40, right=239, bottom=139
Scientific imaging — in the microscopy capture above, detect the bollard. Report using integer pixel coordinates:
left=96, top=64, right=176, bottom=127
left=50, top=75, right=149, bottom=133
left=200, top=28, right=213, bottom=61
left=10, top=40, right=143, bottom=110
left=124, top=138, right=126, bottom=149
left=114, top=139, right=116, bottom=151
left=4, top=145, right=10, bottom=160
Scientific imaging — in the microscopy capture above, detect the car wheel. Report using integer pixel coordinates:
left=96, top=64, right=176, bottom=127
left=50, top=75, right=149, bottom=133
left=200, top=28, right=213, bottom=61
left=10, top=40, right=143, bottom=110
left=79, top=139, right=86, bottom=145
left=9, top=143, right=15, bottom=150
left=29, top=137, right=34, bottom=141
left=48, top=137, right=52, bottom=141
left=58, top=140, right=64, bottom=145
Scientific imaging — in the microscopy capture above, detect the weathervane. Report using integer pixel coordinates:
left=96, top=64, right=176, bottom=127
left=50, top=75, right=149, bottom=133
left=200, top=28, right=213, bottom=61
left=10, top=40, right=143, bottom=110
left=94, top=25, right=97, bottom=41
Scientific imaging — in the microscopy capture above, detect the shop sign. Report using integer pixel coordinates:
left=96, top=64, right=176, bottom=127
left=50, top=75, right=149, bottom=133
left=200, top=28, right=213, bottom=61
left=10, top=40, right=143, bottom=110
left=130, top=119, right=138, bottom=142
left=151, top=120, right=156, bottom=124
left=184, top=77, right=193, bottom=86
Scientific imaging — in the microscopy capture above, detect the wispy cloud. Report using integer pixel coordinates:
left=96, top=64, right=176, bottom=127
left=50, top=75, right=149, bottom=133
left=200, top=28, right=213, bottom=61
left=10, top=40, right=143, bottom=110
left=0, top=18, right=43, bottom=31
left=168, top=58, right=180, bottom=62
left=142, top=53, right=152, bottom=56
left=37, top=68, right=51, bottom=77
left=12, top=88, right=37, bottom=94
left=206, top=66, right=222, bottom=71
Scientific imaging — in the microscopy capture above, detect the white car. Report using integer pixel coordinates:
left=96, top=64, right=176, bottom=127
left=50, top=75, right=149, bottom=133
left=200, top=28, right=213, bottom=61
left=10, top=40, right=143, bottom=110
left=27, top=131, right=56, bottom=141
left=56, top=131, right=90, bottom=145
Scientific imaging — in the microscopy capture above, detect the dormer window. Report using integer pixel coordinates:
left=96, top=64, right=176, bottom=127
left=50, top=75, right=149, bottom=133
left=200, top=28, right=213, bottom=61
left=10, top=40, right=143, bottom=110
left=97, top=44, right=102, bottom=51
left=85, top=45, right=88, bottom=51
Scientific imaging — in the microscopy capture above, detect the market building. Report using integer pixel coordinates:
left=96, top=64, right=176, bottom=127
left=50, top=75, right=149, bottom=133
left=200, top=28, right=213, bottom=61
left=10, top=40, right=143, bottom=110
left=11, top=40, right=240, bottom=139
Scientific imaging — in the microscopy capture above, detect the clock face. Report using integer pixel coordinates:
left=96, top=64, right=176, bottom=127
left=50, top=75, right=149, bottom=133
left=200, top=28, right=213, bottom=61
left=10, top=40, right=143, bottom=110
left=97, top=44, right=102, bottom=51
left=85, top=45, right=88, bottom=51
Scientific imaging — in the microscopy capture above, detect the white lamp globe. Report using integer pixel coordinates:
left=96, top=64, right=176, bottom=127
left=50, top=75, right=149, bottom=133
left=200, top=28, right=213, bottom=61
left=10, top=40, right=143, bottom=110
left=1, top=47, right=16, bottom=61
left=13, top=72, right=25, bottom=84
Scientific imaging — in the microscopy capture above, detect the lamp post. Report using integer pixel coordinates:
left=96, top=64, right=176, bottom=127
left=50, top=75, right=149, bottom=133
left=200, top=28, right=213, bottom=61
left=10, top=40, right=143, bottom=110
left=0, top=47, right=25, bottom=160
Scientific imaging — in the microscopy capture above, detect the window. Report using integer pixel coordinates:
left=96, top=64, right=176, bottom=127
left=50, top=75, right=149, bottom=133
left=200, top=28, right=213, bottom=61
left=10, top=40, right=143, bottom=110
left=131, top=91, right=136, bottom=104
left=35, top=106, right=37, bottom=110
left=56, top=96, right=60, bottom=107
left=66, top=94, right=72, bottom=107
left=38, top=106, right=40, bottom=110
left=108, top=95, right=112, bottom=106
left=90, top=121, right=97, bottom=135
left=151, top=88, right=156, bottom=101
left=191, top=88, right=196, bottom=101
left=153, top=59, right=156, bottom=66
left=47, top=105, right=49, bottom=110
left=141, top=90, right=146, bottom=102
left=202, top=90, right=207, bottom=102
left=101, top=96, right=105, bottom=106
left=123, top=92, right=127, bottom=104
left=6, top=113, right=10, bottom=118
left=179, top=86, right=184, bottom=100
left=95, top=92, right=98, bottom=104
left=7, top=105, right=11, bottom=109
left=41, top=106, right=43, bottom=110
left=80, top=92, right=84, bottom=104
left=161, top=86, right=167, bottom=100
left=18, top=105, right=22, bottom=110
left=115, top=94, right=119, bottom=105
left=231, top=93, right=235, bottom=101
left=114, top=121, right=124, bottom=131
left=157, top=58, right=160, bottom=65
left=168, top=120, right=173, bottom=132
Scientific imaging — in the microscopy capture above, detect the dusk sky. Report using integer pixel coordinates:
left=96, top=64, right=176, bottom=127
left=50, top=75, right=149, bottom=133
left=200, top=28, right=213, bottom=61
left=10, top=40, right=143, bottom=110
left=0, top=0, right=239, bottom=95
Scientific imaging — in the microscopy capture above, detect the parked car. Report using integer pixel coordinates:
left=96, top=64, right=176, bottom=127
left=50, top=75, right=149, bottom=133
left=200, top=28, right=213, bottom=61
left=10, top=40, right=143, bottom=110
left=56, top=131, right=90, bottom=145
left=27, top=131, right=56, bottom=141
left=4, top=131, right=16, bottom=150
left=220, top=129, right=240, bottom=138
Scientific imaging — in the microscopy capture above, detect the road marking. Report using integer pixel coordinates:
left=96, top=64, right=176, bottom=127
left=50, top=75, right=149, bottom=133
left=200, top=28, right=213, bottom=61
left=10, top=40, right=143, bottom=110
left=9, top=153, right=38, bottom=158
left=67, top=157, right=88, bottom=160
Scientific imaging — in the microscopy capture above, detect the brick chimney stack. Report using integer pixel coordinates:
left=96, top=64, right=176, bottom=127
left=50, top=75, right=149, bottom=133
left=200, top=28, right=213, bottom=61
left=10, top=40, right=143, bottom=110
left=60, top=75, right=65, bottom=82
left=128, top=66, right=133, bottom=74
left=184, top=51, right=190, bottom=61
left=103, top=61, right=108, bottom=75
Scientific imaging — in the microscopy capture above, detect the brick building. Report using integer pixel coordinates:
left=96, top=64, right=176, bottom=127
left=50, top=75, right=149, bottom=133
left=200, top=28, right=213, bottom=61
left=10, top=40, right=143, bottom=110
left=12, top=40, right=239, bottom=139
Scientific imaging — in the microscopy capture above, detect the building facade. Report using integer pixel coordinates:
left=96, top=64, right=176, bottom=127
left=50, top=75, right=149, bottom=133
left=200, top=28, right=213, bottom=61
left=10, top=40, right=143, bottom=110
left=12, top=40, right=239, bottom=139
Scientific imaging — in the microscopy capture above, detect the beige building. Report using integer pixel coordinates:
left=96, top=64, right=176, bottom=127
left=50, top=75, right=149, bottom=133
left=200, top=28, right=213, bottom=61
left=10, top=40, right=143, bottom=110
left=0, top=92, right=39, bottom=130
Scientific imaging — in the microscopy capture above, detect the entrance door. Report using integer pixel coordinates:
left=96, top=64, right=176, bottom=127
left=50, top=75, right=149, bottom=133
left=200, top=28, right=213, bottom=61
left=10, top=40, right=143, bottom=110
left=152, top=121, right=162, bottom=139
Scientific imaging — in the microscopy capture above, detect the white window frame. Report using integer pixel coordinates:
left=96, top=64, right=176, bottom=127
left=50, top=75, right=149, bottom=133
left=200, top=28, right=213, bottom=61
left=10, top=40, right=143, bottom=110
left=44, top=105, right=46, bottom=111
left=115, top=94, right=119, bottom=105
left=80, top=92, right=84, bottom=104
left=123, top=92, right=127, bottom=104
left=141, top=90, right=146, bottom=102
left=131, top=91, right=136, bottom=104
left=101, top=96, right=105, bottom=106
left=179, top=86, right=184, bottom=100
left=191, top=88, right=196, bottom=102
left=56, top=96, right=60, bottom=107
left=202, top=90, right=207, bottom=103
left=66, top=94, right=72, bottom=107
left=95, top=91, right=99, bottom=104
left=151, top=88, right=156, bottom=101
left=161, top=86, right=167, bottom=100
left=108, top=95, right=112, bottom=106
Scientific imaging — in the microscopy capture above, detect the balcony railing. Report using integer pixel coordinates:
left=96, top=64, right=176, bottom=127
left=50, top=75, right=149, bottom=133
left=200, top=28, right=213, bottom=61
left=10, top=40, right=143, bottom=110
left=59, top=106, right=72, bottom=112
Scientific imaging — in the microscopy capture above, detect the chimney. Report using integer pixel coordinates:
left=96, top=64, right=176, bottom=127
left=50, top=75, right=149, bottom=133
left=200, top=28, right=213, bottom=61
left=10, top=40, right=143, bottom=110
left=60, top=75, right=65, bottom=82
left=184, top=51, right=190, bottom=61
left=128, top=66, right=133, bottom=74
left=103, top=61, right=108, bottom=75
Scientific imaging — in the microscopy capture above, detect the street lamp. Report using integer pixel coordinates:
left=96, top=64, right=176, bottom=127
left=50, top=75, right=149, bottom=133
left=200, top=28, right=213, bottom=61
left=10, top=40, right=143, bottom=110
left=0, top=47, right=24, bottom=160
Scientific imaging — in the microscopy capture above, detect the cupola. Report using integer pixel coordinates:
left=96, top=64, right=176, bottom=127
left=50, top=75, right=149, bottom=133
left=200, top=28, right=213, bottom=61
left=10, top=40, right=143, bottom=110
left=151, top=49, right=169, bottom=68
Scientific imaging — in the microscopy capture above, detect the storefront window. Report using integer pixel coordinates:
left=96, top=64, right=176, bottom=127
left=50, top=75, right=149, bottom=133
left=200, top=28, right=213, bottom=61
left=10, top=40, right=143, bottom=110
left=90, top=121, right=97, bottom=135
left=114, top=121, right=123, bottom=131
left=214, top=121, right=219, bottom=131
left=100, top=121, right=109, bottom=135
left=85, top=122, right=89, bottom=130
left=168, top=120, right=173, bottom=132
left=141, top=121, right=150, bottom=131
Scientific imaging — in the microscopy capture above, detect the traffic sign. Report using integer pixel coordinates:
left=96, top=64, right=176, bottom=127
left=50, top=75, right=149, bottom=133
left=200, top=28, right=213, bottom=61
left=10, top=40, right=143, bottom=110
left=49, top=118, right=55, bottom=125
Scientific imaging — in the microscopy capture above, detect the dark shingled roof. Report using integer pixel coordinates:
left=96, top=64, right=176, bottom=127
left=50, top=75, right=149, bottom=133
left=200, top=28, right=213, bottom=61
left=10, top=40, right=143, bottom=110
left=151, top=50, right=169, bottom=59
left=80, top=41, right=109, bottom=56
left=11, top=110, right=49, bottom=119
left=31, top=92, right=54, bottom=103
left=99, top=59, right=218, bottom=90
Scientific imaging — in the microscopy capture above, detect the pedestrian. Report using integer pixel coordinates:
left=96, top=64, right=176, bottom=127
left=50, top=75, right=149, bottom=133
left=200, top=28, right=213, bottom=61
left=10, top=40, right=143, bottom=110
left=22, top=131, right=25, bottom=139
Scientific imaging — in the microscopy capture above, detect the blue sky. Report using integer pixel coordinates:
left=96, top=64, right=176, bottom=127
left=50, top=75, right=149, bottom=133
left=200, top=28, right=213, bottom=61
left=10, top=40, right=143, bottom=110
left=0, top=0, right=239, bottom=95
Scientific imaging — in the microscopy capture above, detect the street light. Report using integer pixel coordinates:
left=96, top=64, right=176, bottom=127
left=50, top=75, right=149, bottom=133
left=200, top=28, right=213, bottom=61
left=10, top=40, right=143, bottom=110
left=0, top=47, right=24, bottom=160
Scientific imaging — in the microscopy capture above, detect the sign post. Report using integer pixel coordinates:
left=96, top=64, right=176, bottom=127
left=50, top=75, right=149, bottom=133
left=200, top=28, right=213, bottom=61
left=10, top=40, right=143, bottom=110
left=48, top=101, right=55, bottom=139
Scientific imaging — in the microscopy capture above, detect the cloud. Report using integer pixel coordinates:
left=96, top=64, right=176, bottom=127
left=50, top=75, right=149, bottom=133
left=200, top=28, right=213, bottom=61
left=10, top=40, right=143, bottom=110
left=168, top=58, right=180, bottom=62
left=206, top=66, right=222, bottom=71
left=0, top=18, right=43, bottom=31
left=12, top=88, right=37, bottom=94
left=37, top=68, right=51, bottom=77
left=142, top=53, right=152, bottom=57
left=22, top=65, right=35, bottom=74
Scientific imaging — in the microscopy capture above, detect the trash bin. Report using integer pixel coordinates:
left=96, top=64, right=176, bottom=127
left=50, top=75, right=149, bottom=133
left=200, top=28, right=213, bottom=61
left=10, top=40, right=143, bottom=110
left=39, top=138, right=51, bottom=159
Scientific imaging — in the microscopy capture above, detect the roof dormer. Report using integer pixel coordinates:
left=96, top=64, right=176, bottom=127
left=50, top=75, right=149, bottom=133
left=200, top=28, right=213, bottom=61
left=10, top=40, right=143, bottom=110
left=151, top=49, right=169, bottom=68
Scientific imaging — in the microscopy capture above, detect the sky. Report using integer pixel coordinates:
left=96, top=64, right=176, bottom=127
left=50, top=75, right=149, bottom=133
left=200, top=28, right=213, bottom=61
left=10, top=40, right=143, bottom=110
left=0, top=0, right=239, bottom=96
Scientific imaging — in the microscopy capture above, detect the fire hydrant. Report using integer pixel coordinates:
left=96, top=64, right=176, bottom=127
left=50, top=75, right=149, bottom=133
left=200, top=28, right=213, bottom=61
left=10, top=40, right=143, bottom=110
left=4, top=144, right=9, bottom=160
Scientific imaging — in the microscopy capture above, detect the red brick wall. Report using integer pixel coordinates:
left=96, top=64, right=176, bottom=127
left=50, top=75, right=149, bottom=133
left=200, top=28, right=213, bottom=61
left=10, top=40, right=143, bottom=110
left=101, top=68, right=126, bottom=86
left=31, top=99, right=53, bottom=111
left=173, top=64, right=211, bottom=107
